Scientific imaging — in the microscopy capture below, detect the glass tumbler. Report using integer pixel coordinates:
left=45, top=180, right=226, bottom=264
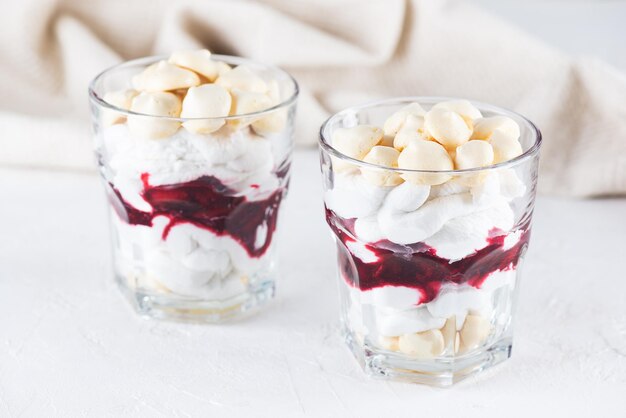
left=319, top=97, right=541, bottom=385
left=89, top=55, right=298, bottom=322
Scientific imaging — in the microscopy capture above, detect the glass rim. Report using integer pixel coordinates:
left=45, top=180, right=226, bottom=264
left=88, top=54, right=299, bottom=121
left=319, top=96, right=542, bottom=174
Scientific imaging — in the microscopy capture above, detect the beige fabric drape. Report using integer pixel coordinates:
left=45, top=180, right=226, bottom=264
left=1, top=0, right=625, bottom=196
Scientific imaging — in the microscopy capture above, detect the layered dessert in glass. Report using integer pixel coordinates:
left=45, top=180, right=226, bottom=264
left=89, top=50, right=298, bottom=321
left=319, top=98, right=541, bottom=385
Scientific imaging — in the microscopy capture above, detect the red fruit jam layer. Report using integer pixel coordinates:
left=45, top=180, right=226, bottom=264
left=108, top=173, right=288, bottom=258
left=326, top=208, right=530, bottom=304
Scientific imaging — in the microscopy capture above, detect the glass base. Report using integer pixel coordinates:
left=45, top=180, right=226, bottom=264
left=345, top=330, right=512, bottom=387
left=115, top=274, right=276, bottom=323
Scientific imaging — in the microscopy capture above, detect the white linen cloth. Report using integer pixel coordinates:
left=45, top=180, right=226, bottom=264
left=1, top=0, right=625, bottom=196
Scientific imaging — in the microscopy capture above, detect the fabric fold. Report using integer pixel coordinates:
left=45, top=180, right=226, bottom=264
left=0, top=0, right=625, bottom=196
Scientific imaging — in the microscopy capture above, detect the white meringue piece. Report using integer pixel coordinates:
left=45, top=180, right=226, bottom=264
left=103, top=89, right=138, bottom=110
left=378, top=336, right=400, bottom=351
left=472, top=116, right=520, bottom=141
left=228, top=88, right=273, bottom=129
left=361, top=146, right=403, bottom=186
left=332, top=125, right=383, bottom=160
left=489, top=130, right=523, bottom=163
left=459, top=314, right=492, bottom=352
left=426, top=284, right=492, bottom=328
left=215, top=61, right=232, bottom=77
left=379, top=135, right=395, bottom=147
left=215, top=65, right=268, bottom=94
left=397, top=139, right=454, bottom=185
left=231, top=89, right=273, bottom=115
left=132, top=60, right=200, bottom=92
left=363, top=145, right=399, bottom=168
left=424, top=108, right=472, bottom=149
left=398, top=329, right=445, bottom=358
left=383, top=102, right=426, bottom=136
left=454, top=140, right=494, bottom=170
left=102, top=89, right=138, bottom=126
left=168, top=49, right=220, bottom=81
left=432, top=100, right=482, bottom=121
left=441, top=317, right=457, bottom=352
left=393, top=115, right=426, bottom=151
left=251, top=80, right=288, bottom=135
left=127, top=92, right=181, bottom=139
left=181, top=84, right=232, bottom=134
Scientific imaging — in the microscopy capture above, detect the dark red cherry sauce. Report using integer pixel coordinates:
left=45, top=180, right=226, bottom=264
left=108, top=171, right=288, bottom=258
left=326, top=208, right=530, bottom=304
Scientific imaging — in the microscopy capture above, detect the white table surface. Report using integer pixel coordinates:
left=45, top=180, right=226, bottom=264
left=1, top=149, right=625, bottom=417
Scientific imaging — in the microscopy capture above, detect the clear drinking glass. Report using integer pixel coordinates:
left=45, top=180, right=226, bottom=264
left=89, top=55, right=298, bottom=322
left=319, top=97, right=541, bottom=385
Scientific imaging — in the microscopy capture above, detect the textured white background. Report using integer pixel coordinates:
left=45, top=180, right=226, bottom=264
left=1, top=150, right=625, bottom=417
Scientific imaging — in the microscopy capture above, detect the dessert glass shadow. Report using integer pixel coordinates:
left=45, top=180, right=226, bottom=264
left=89, top=54, right=298, bottom=322
left=319, top=97, right=541, bottom=386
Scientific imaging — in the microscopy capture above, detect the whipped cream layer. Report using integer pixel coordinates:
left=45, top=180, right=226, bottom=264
left=326, top=168, right=526, bottom=261
left=349, top=270, right=516, bottom=337
left=104, top=124, right=289, bottom=297
left=113, top=214, right=273, bottom=298
left=326, top=168, right=528, bottom=338
left=104, top=124, right=283, bottom=211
